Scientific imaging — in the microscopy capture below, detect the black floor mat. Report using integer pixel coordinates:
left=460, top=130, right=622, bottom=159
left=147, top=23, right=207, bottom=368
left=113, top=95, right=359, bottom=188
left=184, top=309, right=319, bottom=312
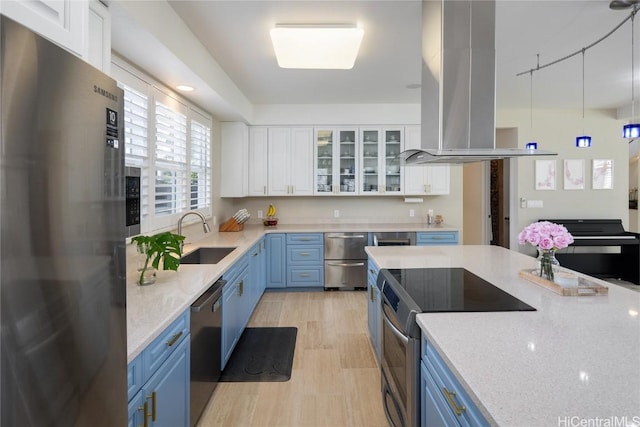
left=219, top=327, right=297, bottom=382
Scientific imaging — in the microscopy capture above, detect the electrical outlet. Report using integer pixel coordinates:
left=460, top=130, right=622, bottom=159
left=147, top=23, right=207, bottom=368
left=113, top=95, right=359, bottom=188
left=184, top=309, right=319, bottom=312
left=257, top=210, right=263, bottom=218
left=520, top=198, right=527, bottom=208
left=212, top=216, right=217, bottom=226
left=409, top=209, right=415, bottom=217
left=334, top=209, right=340, bottom=218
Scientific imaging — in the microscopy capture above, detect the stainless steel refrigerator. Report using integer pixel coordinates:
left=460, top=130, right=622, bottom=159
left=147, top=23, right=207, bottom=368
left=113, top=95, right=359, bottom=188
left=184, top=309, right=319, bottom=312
left=0, top=16, right=128, bottom=426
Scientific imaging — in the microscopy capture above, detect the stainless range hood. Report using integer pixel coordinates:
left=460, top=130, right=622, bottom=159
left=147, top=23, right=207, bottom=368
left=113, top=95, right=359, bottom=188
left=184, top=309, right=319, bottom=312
left=400, top=0, right=556, bottom=164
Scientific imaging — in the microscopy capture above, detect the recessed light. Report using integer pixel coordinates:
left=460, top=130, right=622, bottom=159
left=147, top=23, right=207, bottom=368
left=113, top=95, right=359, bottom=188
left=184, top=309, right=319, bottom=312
left=176, top=85, right=194, bottom=92
left=270, top=24, right=364, bottom=69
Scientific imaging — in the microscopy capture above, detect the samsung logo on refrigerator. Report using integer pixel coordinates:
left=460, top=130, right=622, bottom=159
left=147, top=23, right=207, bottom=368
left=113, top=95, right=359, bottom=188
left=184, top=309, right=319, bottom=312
left=94, top=85, right=119, bottom=102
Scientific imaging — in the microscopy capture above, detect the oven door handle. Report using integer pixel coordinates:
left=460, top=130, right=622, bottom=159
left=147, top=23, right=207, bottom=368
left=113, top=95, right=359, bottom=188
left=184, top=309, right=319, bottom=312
left=382, top=305, right=409, bottom=345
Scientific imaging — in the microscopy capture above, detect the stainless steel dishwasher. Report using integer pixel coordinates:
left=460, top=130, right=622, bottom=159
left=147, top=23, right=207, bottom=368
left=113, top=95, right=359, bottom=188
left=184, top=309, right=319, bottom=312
left=324, top=232, right=368, bottom=289
left=190, top=278, right=225, bottom=427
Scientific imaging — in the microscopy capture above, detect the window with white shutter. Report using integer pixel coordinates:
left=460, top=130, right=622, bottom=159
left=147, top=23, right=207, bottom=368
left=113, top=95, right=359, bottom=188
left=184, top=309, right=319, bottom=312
left=122, top=84, right=150, bottom=218
left=154, top=102, right=188, bottom=216
left=116, top=58, right=213, bottom=234
left=190, top=119, right=211, bottom=210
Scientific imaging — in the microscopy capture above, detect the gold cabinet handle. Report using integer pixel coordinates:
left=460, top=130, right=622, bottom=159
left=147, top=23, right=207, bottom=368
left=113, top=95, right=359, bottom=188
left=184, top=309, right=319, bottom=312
left=145, top=391, right=157, bottom=421
left=370, top=285, right=375, bottom=302
left=166, top=331, right=183, bottom=347
left=299, top=252, right=310, bottom=256
left=442, top=387, right=466, bottom=416
left=299, top=273, right=310, bottom=277
left=238, top=280, right=244, bottom=296
left=139, top=401, right=149, bottom=427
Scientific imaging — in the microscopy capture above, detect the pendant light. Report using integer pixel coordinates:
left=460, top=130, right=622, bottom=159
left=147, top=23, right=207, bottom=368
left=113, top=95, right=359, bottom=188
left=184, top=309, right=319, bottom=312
left=576, top=50, right=592, bottom=147
left=526, top=67, right=538, bottom=150
left=624, top=8, right=640, bottom=138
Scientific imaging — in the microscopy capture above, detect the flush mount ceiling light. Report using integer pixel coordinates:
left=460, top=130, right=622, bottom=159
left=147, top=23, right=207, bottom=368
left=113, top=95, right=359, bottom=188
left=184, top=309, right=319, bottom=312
left=176, top=85, right=194, bottom=92
left=270, top=24, right=364, bottom=69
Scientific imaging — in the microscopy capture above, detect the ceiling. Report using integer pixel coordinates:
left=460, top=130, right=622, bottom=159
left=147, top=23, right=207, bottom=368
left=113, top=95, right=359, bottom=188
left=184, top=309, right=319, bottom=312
left=112, top=1, right=639, bottom=118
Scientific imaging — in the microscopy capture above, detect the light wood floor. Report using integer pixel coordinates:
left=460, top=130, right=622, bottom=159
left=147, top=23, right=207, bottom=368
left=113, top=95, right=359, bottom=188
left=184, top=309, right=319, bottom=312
left=197, top=291, right=389, bottom=427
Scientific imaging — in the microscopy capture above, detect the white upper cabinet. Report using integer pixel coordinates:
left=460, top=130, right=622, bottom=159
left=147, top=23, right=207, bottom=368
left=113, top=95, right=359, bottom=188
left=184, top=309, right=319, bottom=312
left=1, top=0, right=110, bottom=72
left=248, top=127, right=268, bottom=196
left=315, top=127, right=358, bottom=195
left=269, top=127, right=314, bottom=196
left=403, top=125, right=450, bottom=195
left=221, top=122, right=249, bottom=197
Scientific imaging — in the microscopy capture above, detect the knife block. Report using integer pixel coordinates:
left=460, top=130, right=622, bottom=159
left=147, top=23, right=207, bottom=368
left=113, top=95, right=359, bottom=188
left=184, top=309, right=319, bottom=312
left=219, top=217, right=244, bottom=232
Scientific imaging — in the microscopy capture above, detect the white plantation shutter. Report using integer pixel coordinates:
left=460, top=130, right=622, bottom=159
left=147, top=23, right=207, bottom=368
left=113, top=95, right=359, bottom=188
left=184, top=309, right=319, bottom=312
left=122, top=84, right=150, bottom=217
left=115, top=58, right=213, bottom=233
left=190, top=119, right=211, bottom=210
left=155, top=102, right=188, bottom=216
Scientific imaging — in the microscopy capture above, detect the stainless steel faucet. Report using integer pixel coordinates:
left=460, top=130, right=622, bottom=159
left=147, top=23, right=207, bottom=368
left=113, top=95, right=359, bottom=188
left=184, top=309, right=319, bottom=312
left=177, top=211, right=211, bottom=249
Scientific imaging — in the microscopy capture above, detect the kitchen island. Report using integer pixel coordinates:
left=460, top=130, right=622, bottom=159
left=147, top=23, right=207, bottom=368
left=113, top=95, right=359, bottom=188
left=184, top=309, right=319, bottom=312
left=365, top=245, right=640, bottom=426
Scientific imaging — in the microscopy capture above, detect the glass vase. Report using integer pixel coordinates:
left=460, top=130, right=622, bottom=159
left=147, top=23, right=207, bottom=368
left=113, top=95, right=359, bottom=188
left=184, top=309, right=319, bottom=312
left=137, top=243, right=156, bottom=286
left=537, top=248, right=560, bottom=281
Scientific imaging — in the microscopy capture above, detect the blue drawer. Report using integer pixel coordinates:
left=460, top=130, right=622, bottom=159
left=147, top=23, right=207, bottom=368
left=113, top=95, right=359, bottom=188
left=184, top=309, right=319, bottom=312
left=287, top=266, right=323, bottom=286
left=141, top=310, right=189, bottom=382
left=416, top=231, right=459, bottom=246
left=287, top=245, right=323, bottom=264
left=286, top=233, right=323, bottom=245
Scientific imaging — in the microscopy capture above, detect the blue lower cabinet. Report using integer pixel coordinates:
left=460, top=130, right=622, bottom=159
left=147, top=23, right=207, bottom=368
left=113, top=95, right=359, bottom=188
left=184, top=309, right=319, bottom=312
left=285, top=233, right=324, bottom=287
left=421, top=334, right=488, bottom=426
left=416, top=231, right=459, bottom=246
left=266, top=234, right=286, bottom=288
left=144, top=337, right=190, bottom=427
left=127, top=389, right=145, bottom=427
left=222, top=261, right=247, bottom=367
left=127, top=310, right=191, bottom=427
left=366, top=259, right=381, bottom=362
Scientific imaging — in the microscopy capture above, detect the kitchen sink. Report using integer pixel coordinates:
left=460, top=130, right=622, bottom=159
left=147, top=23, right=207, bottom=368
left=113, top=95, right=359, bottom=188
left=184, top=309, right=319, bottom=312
left=180, top=247, right=236, bottom=264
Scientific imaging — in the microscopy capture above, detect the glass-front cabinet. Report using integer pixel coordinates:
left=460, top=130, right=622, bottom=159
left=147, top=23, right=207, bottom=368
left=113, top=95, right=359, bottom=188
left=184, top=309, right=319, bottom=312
left=359, top=128, right=403, bottom=195
left=315, top=128, right=358, bottom=195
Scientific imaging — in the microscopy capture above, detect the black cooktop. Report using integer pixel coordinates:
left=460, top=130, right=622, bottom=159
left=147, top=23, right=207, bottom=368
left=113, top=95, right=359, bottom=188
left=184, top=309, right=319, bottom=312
left=382, top=268, right=536, bottom=313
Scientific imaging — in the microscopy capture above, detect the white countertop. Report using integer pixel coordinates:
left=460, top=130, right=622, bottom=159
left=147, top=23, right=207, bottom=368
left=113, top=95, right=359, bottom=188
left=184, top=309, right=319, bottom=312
left=365, top=245, right=640, bottom=426
left=126, top=223, right=457, bottom=362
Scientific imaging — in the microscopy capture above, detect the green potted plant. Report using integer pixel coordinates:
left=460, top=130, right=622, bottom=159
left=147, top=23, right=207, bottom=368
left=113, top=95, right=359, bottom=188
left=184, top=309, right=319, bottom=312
left=132, top=232, right=185, bottom=286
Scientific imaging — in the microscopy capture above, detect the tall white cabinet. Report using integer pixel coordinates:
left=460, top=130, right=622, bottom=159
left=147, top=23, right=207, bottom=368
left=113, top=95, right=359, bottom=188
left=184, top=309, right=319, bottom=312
left=403, top=125, right=450, bottom=195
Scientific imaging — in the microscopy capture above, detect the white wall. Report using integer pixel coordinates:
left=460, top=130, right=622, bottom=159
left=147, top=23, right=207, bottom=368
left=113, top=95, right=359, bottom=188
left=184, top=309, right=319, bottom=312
left=497, top=108, right=628, bottom=253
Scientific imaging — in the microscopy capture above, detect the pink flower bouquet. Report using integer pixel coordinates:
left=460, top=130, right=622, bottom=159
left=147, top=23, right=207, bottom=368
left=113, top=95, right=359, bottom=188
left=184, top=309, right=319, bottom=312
left=518, top=221, right=574, bottom=280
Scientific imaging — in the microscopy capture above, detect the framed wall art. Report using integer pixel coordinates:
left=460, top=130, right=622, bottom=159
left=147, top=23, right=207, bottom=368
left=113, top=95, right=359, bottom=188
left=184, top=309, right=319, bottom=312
left=563, top=159, right=585, bottom=190
left=592, top=159, right=614, bottom=190
left=535, top=159, right=556, bottom=190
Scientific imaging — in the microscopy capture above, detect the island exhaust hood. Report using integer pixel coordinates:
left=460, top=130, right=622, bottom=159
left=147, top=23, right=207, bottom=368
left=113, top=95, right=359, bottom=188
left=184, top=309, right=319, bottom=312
left=400, top=0, right=556, bottom=164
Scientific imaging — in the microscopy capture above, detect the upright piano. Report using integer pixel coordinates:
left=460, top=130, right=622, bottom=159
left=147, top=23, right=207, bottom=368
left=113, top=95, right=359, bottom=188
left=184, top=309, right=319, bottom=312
left=541, top=219, right=640, bottom=285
